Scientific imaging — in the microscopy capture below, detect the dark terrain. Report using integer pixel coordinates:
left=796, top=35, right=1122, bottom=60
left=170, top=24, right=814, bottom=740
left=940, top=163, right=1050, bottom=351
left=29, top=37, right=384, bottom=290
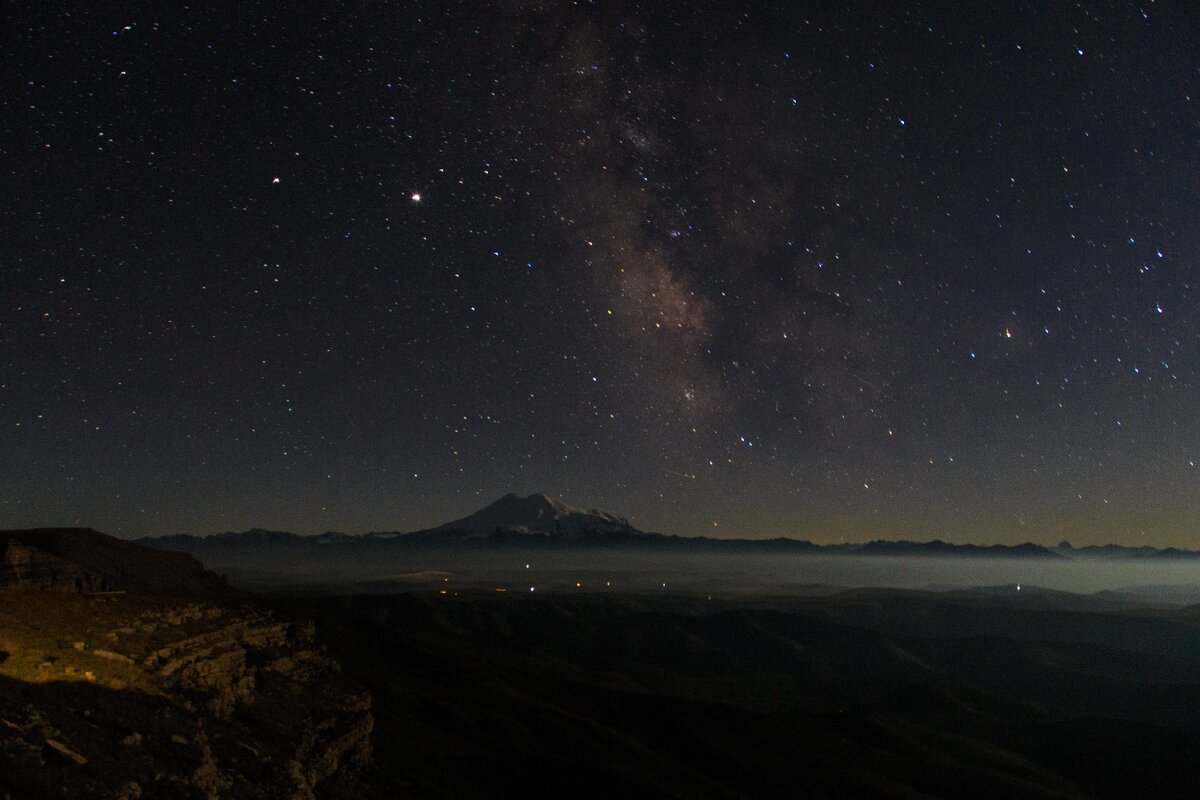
left=300, top=589, right=1200, bottom=799
left=5, top=525, right=1200, bottom=798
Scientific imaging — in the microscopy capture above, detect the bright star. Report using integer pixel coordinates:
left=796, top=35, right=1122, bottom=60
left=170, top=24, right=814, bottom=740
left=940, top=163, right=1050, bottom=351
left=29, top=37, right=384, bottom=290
left=411, top=192, right=422, bottom=202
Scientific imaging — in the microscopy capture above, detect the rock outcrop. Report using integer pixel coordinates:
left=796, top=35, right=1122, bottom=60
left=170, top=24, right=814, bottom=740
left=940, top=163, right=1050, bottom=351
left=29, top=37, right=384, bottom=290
left=142, top=612, right=287, bottom=717
left=0, top=599, right=372, bottom=798
left=0, top=528, right=374, bottom=799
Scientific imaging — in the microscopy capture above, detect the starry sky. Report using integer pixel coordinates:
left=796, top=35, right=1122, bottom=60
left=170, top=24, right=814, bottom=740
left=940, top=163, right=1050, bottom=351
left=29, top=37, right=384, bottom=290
left=3, top=1, right=1198, bottom=544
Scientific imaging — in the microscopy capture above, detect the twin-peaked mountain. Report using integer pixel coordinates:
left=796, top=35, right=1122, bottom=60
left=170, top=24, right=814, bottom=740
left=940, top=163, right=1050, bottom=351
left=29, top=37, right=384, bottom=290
left=429, top=492, right=632, bottom=540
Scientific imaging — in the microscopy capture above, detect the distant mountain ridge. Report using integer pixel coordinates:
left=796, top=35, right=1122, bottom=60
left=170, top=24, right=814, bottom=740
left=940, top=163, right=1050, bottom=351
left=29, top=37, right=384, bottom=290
left=124, top=492, right=1166, bottom=559
left=131, top=492, right=1200, bottom=559
left=856, top=540, right=1062, bottom=558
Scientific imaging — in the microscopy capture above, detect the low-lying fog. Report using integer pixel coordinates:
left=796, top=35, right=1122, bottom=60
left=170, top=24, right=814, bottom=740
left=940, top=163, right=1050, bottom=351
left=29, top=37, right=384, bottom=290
left=207, top=549, right=1200, bottom=604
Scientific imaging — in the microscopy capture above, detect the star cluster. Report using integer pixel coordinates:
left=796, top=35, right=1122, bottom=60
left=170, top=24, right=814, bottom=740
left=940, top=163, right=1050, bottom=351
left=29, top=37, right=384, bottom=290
left=2, top=1, right=1197, bottom=544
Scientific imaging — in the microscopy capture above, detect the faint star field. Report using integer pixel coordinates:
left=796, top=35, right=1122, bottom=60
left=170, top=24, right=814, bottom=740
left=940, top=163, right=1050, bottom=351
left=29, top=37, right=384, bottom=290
left=1, top=1, right=1197, bottom=544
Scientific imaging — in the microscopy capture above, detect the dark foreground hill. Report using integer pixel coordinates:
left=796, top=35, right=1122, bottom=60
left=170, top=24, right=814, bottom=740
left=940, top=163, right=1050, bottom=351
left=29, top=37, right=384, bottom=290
left=1, top=527, right=228, bottom=595
left=286, top=588, right=1200, bottom=800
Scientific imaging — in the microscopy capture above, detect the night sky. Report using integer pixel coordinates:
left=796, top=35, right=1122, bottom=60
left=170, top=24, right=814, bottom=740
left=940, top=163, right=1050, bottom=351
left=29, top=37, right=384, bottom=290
left=3, top=2, right=1198, bottom=544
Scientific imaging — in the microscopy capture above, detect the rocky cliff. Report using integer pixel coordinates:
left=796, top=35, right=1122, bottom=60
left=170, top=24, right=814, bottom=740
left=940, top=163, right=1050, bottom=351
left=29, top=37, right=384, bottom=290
left=0, top=529, right=374, bottom=799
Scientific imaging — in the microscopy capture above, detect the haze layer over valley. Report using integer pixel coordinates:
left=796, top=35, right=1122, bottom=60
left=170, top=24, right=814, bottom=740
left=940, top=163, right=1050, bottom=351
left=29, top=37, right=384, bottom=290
left=142, top=494, right=1200, bottom=604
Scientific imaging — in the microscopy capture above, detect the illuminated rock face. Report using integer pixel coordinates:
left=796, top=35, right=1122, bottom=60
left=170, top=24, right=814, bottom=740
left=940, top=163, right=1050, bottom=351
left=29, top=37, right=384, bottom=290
left=0, top=530, right=374, bottom=799
left=0, top=602, right=374, bottom=799
left=143, top=612, right=291, bottom=717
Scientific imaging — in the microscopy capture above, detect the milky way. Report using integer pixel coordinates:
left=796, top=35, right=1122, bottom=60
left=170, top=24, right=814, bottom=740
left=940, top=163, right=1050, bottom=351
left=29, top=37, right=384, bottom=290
left=2, top=2, right=1197, bottom=543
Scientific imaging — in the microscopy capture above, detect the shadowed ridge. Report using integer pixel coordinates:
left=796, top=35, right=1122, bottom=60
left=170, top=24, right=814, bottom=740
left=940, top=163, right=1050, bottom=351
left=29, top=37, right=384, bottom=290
left=143, top=528, right=305, bottom=547
left=856, top=539, right=1061, bottom=559
left=0, top=527, right=228, bottom=596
